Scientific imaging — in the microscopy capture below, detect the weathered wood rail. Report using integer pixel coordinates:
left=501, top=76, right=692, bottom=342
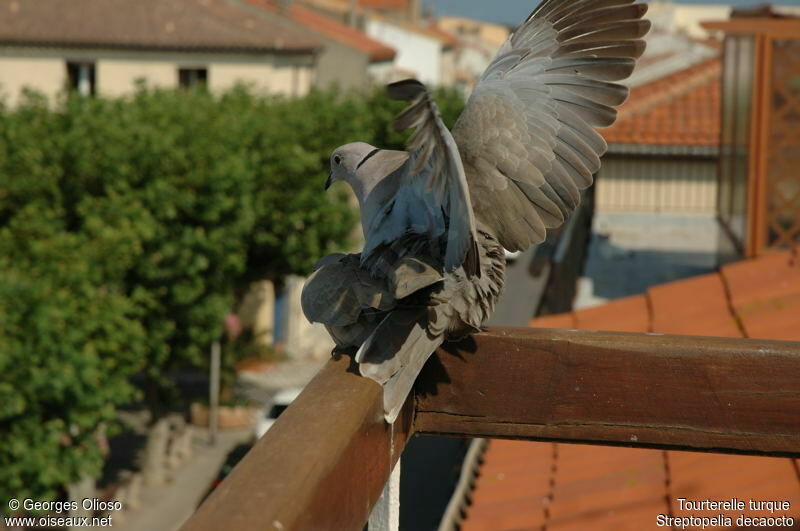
left=182, top=327, right=800, bottom=531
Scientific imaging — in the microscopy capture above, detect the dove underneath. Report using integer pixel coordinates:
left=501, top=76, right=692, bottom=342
left=302, top=0, right=650, bottom=423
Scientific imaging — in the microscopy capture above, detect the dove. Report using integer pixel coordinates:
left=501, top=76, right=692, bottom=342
left=302, top=0, right=650, bottom=423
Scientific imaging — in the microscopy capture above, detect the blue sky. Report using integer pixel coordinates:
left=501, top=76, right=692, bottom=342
left=423, top=0, right=800, bottom=26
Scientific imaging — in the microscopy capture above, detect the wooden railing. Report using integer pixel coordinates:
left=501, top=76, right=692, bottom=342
left=182, top=327, right=800, bottom=531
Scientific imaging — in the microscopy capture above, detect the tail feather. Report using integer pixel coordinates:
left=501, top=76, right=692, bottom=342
left=357, top=308, right=445, bottom=423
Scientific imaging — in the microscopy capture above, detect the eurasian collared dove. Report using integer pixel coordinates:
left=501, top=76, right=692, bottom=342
left=303, top=0, right=650, bottom=423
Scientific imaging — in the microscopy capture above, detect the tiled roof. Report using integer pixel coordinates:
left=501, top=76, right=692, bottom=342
left=245, top=0, right=396, bottom=62
left=358, top=0, right=408, bottom=8
left=0, top=0, right=320, bottom=53
left=603, top=57, right=721, bottom=147
left=299, top=0, right=409, bottom=16
left=462, top=251, right=800, bottom=530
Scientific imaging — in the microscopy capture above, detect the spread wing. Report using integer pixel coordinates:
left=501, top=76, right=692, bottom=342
left=386, top=80, right=480, bottom=277
left=390, top=0, right=650, bottom=252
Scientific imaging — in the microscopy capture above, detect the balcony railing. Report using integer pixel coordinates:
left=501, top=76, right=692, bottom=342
left=181, top=327, right=800, bottom=531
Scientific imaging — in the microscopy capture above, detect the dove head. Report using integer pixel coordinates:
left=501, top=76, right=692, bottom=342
left=326, top=142, right=380, bottom=199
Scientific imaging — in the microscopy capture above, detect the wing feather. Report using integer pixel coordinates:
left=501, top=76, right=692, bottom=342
left=385, top=0, right=648, bottom=253
left=386, top=80, right=480, bottom=277
left=449, top=0, right=649, bottom=250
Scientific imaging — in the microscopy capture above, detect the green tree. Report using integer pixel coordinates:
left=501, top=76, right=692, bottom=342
left=0, top=93, right=145, bottom=505
left=0, top=83, right=464, bottom=507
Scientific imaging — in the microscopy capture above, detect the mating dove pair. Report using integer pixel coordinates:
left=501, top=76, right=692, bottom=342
left=303, top=0, right=651, bottom=423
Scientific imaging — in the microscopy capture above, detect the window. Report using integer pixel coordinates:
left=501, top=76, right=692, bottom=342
left=178, top=68, right=208, bottom=89
left=66, top=61, right=96, bottom=96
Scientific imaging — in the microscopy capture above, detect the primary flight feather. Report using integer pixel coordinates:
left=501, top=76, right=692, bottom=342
left=303, top=0, right=650, bottom=423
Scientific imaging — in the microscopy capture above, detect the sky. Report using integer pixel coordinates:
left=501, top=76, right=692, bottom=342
left=423, top=0, right=800, bottom=26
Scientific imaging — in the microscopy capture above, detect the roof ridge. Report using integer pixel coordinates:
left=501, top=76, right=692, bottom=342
left=0, top=0, right=321, bottom=53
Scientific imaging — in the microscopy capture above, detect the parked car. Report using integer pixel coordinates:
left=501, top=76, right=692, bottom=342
left=504, top=248, right=522, bottom=262
left=254, top=387, right=302, bottom=439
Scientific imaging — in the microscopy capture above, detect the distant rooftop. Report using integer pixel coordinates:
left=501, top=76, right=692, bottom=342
left=244, top=0, right=396, bottom=61
left=604, top=57, right=721, bottom=147
left=0, top=0, right=320, bottom=53
left=626, top=28, right=718, bottom=87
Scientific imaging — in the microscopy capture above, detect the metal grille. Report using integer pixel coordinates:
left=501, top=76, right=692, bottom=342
left=767, top=39, right=800, bottom=249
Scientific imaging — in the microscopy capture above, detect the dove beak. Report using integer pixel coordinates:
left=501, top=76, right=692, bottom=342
left=325, top=172, right=333, bottom=191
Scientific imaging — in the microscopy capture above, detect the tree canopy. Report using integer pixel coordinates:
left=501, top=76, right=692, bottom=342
left=0, top=84, right=465, bottom=507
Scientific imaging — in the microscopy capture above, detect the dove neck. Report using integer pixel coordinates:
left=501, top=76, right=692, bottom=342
left=355, top=182, right=385, bottom=238
left=351, top=150, right=409, bottom=237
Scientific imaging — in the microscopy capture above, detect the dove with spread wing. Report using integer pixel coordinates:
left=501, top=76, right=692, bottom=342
left=302, top=0, right=651, bottom=423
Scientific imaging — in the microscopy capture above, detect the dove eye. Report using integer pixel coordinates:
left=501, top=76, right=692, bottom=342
left=333, top=155, right=342, bottom=165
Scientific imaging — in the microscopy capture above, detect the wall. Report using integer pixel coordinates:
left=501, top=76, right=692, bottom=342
left=0, top=50, right=64, bottom=105
left=596, top=154, right=718, bottom=215
left=647, top=2, right=731, bottom=39
left=313, top=39, right=370, bottom=90
left=283, top=275, right=335, bottom=361
left=365, top=18, right=441, bottom=85
left=0, top=47, right=315, bottom=103
left=436, top=16, right=508, bottom=49
left=210, top=55, right=313, bottom=96
left=98, top=59, right=175, bottom=96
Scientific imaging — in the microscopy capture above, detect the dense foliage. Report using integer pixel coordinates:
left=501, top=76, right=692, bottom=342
left=0, top=84, right=464, bottom=505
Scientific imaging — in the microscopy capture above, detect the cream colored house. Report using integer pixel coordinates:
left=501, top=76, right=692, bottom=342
left=0, top=0, right=321, bottom=105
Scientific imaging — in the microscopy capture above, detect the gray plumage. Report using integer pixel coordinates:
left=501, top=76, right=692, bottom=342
left=302, top=0, right=650, bottom=423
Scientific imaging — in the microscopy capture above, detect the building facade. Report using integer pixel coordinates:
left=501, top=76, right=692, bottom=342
left=0, top=0, right=321, bottom=104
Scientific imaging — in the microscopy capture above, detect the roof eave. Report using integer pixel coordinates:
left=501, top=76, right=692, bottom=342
left=0, top=39, right=319, bottom=55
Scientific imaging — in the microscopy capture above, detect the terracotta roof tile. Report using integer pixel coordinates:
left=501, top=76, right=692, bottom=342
left=603, top=58, right=721, bottom=147
left=548, top=446, right=667, bottom=526
left=246, top=0, right=395, bottom=61
left=462, top=252, right=800, bottom=530
left=574, top=295, right=650, bottom=333
left=667, top=451, right=800, bottom=522
left=551, top=500, right=669, bottom=531
left=463, top=441, right=551, bottom=531
left=721, top=251, right=799, bottom=309
left=648, top=273, right=742, bottom=337
left=0, top=0, right=320, bottom=52
left=737, top=293, right=800, bottom=341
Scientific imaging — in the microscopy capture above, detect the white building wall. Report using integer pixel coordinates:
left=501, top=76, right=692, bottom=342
left=365, top=19, right=441, bottom=85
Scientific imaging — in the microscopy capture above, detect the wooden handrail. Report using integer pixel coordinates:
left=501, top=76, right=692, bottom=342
left=182, top=354, right=412, bottom=531
left=183, top=327, right=800, bottom=530
left=416, top=328, right=800, bottom=456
